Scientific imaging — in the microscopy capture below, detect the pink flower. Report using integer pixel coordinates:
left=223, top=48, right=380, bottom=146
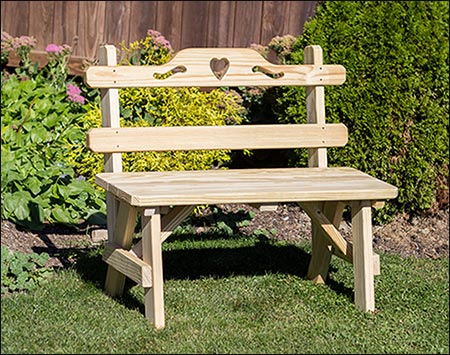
left=66, top=83, right=85, bottom=104
left=46, top=44, right=62, bottom=53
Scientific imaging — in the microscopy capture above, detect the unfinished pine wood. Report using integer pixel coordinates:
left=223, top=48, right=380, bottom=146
left=87, top=124, right=348, bottom=153
left=85, top=48, right=346, bottom=88
left=351, top=200, right=375, bottom=312
left=95, top=167, right=398, bottom=207
left=83, top=43, right=399, bottom=327
left=103, top=245, right=152, bottom=287
left=141, top=212, right=165, bottom=329
left=99, top=45, right=122, bottom=244
left=301, top=202, right=380, bottom=275
left=104, top=201, right=137, bottom=297
left=303, top=201, right=343, bottom=283
left=301, top=202, right=350, bottom=260
left=133, top=205, right=196, bottom=258
left=305, top=45, right=327, bottom=168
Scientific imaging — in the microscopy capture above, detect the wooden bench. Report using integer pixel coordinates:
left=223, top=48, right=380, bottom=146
left=84, top=44, right=398, bottom=329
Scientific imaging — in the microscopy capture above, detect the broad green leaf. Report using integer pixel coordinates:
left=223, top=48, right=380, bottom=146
left=51, top=207, right=71, bottom=224
left=30, top=125, right=49, bottom=143
left=14, top=203, right=31, bottom=221
left=57, top=185, right=69, bottom=200
left=26, top=177, right=42, bottom=195
left=42, top=113, right=60, bottom=128
left=66, top=180, right=88, bottom=196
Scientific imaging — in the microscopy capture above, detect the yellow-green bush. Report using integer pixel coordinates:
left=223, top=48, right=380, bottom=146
left=67, top=30, right=246, bottom=183
left=68, top=88, right=246, bottom=184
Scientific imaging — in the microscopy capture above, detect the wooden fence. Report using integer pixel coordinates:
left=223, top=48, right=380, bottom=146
left=1, top=1, right=318, bottom=61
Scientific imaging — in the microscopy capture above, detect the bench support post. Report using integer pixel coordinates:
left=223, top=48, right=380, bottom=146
left=99, top=44, right=122, bottom=244
left=351, top=200, right=375, bottom=312
left=141, top=209, right=165, bottom=329
left=104, top=201, right=137, bottom=297
left=304, top=45, right=334, bottom=284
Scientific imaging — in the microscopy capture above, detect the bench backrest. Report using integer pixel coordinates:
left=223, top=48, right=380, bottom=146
left=84, top=45, right=346, bottom=169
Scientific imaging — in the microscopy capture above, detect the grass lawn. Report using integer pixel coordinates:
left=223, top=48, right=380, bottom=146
left=1, top=233, right=448, bottom=354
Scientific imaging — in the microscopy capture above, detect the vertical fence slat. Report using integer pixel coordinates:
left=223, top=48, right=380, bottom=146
left=287, top=0, right=318, bottom=36
left=156, top=1, right=183, bottom=51
left=181, top=1, right=209, bottom=48
left=29, top=1, right=55, bottom=51
left=1, top=1, right=30, bottom=37
left=128, top=1, right=158, bottom=45
left=53, top=1, right=80, bottom=51
left=105, top=1, right=131, bottom=47
left=78, top=1, right=106, bottom=60
left=206, top=1, right=236, bottom=47
left=261, top=1, right=290, bottom=45
left=233, top=1, right=263, bottom=47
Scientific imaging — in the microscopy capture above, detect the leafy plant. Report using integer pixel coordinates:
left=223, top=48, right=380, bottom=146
left=271, top=1, right=449, bottom=222
left=1, top=33, right=106, bottom=230
left=1, top=246, right=53, bottom=294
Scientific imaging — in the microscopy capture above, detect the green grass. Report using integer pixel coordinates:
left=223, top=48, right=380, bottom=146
left=1, top=233, right=448, bottom=354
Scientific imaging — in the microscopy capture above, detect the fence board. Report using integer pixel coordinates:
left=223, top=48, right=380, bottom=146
left=286, top=1, right=317, bottom=36
left=181, top=1, right=210, bottom=48
left=261, top=1, right=290, bottom=45
left=206, top=1, right=236, bottom=47
left=155, top=1, right=183, bottom=51
left=1, top=1, right=29, bottom=36
left=105, top=1, right=131, bottom=47
left=53, top=1, right=80, bottom=50
left=29, top=1, right=55, bottom=50
left=233, top=1, right=263, bottom=47
left=78, top=1, right=106, bottom=60
left=128, top=1, right=158, bottom=45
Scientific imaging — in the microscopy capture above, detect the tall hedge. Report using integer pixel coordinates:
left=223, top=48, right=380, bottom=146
left=274, top=1, right=449, bottom=222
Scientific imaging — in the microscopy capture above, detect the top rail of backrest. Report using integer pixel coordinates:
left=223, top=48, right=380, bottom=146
left=84, top=47, right=346, bottom=88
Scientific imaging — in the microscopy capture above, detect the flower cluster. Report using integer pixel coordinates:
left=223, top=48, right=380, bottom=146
left=45, top=43, right=72, bottom=89
left=45, top=43, right=70, bottom=54
left=1, top=31, right=37, bottom=71
left=268, top=34, right=297, bottom=64
left=120, top=29, right=174, bottom=66
left=146, top=29, right=173, bottom=52
left=66, top=83, right=85, bottom=104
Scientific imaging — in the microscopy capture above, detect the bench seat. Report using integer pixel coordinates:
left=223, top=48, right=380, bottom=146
left=96, top=167, right=397, bottom=207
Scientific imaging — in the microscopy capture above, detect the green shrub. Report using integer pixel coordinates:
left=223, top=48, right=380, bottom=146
left=68, top=30, right=246, bottom=183
left=273, top=1, right=449, bottom=222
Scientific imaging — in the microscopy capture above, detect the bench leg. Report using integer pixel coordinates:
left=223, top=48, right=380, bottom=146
left=104, top=201, right=137, bottom=297
left=306, top=201, right=344, bottom=283
left=351, top=200, right=375, bottom=312
left=141, top=209, right=165, bottom=329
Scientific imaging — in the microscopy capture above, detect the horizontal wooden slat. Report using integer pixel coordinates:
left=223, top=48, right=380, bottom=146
left=84, top=48, right=346, bottom=88
left=95, top=167, right=399, bottom=207
left=87, top=124, right=348, bottom=153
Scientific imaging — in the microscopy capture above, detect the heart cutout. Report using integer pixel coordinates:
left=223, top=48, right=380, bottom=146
left=210, top=57, right=230, bottom=80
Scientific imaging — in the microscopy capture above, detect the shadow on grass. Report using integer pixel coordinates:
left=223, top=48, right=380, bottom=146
left=72, top=234, right=354, bottom=314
